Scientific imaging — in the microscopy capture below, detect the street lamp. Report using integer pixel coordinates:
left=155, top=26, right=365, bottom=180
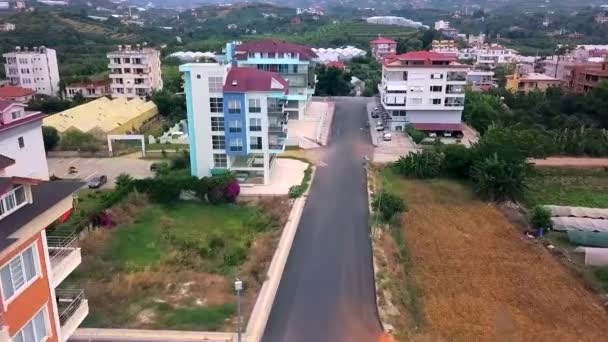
left=235, top=279, right=243, bottom=342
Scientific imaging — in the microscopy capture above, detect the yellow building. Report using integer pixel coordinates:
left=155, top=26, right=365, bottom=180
left=506, top=72, right=561, bottom=93
left=43, top=96, right=158, bottom=134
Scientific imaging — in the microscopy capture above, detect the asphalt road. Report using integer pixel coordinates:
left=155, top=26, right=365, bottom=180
left=262, top=98, right=383, bottom=342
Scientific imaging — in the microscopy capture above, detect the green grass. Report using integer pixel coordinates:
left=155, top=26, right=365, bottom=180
left=525, top=167, right=608, bottom=208
left=157, top=303, right=236, bottom=331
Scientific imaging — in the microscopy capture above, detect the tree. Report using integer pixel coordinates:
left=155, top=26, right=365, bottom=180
left=470, top=153, right=529, bottom=201
left=396, top=38, right=423, bottom=53
left=420, top=29, right=440, bottom=49
left=530, top=206, right=552, bottom=229
left=151, top=90, right=186, bottom=122
left=314, top=65, right=351, bottom=96
left=372, top=191, right=407, bottom=222
left=41, top=126, right=60, bottom=152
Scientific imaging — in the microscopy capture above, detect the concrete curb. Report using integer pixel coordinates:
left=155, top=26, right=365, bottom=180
left=71, top=328, right=236, bottom=341
left=244, top=168, right=316, bottom=342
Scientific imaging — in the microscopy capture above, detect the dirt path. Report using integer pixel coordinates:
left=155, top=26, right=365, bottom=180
left=532, top=157, right=608, bottom=167
left=395, top=179, right=608, bottom=341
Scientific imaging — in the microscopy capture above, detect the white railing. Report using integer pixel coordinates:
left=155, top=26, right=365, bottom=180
left=57, top=289, right=88, bottom=342
left=47, top=233, right=82, bottom=287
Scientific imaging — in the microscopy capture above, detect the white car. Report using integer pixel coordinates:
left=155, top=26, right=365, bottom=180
left=375, top=122, right=385, bottom=131
left=383, top=133, right=392, bottom=141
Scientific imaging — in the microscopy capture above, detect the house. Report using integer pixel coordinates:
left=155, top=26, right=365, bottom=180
left=0, top=86, right=36, bottom=103
left=434, top=20, right=450, bottom=30
left=458, top=44, right=518, bottom=69
left=107, top=44, right=163, bottom=99
left=65, top=80, right=111, bottom=99
left=180, top=64, right=289, bottom=185
left=377, top=51, right=469, bottom=132
left=505, top=72, right=561, bottom=93
left=563, top=62, right=608, bottom=94
left=370, top=37, right=397, bottom=61
left=431, top=40, right=459, bottom=55
left=226, top=39, right=317, bottom=120
left=2, top=46, right=61, bottom=96
left=0, top=100, right=48, bottom=179
left=325, top=61, right=346, bottom=70
left=0, top=22, right=15, bottom=31
left=467, top=70, right=495, bottom=91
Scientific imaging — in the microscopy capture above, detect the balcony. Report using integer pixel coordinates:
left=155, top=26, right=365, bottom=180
left=444, top=97, right=465, bottom=107
left=57, top=289, right=89, bottom=342
left=447, top=72, right=467, bottom=82
left=268, top=123, right=287, bottom=133
left=446, top=85, right=465, bottom=94
left=48, top=234, right=82, bottom=288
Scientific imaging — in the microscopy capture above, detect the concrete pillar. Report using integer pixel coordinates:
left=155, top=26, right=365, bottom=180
left=263, top=153, right=271, bottom=185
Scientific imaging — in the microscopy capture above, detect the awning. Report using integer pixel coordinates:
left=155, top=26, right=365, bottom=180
left=411, top=123, right=464, bottom=131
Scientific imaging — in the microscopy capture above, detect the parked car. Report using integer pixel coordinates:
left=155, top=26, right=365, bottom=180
left=88, top=175, right=108, bottom=188
left=371, top=111, right=379, bottom=118
left=375, top=122, right=385, bottom=131
left=383, top=132, right=392, bottom=141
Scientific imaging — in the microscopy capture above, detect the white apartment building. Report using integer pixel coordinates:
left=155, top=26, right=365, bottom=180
left=179, top=63, right=289, bottom=185
left=2, top=46, right=61, bottom=96
left=65, top=80, right=111, bottom=99
left=431, top=40, right=459, bottom=55
left=459, top=44, right=518, bottom=69
left=434, top=20, right=450, bottom=30
left=378, top=51, right=469, bottom=132
left=107, top=45, right=163, bottom=99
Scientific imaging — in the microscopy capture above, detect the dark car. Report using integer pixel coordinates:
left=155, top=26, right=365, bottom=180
left=88, top=175, right=108, bottom=188
left=371, top=110, right=380, bottom=118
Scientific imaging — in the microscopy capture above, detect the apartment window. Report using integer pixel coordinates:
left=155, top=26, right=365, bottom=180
left=229, top=120, right=242, bottom=133
left=123, top=68, right=131, bottom=74
left=249, top=118, right=262, bottom=131
left=430, top=85, right=443, bottom=92
left=248, top=98, right=261, bottom=113
left=250, top=136, right=263, bottom=150
left=248, top=52, right=255, bottom=58
left=229, top=138, right=243, bottom=152
left=124, top=58, right=131, bottom=64
left=392, top=110, right=406, bottom=117
left=402, top=71, right=408, bottom=80
left=212, top=135, right=225, bottom=150
left=211, top=117, right=224, bottom=131
left=410, top=98, right=423, bottom=105
left=11, top=110, right=22, bottom=120
left=208, top=77, right=223, bottom=93
left=213, top=154, right=227, bottom=168
left=113, top=58, right=121, bottom=64
left=431, top=98, right=442, bottom=105
left=18, top=137, right=24, bottom=148
left=0, top=244, right=39, bottom=302
left=210, top=98, right=223, bottom=113
left=228, top=100, right=241, bottom=114
left=409, top=86, right=423, bottom=92
left=430, top=73, right=443, bottom=79
left=13, top=306, right=49, bottom=342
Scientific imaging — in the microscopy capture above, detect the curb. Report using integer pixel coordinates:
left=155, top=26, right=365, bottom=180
left=244, top=167, right=316, bottom=342
left=71, top=328, right=235, bottom=341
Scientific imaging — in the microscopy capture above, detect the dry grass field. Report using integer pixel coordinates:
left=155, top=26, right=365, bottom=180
left=381, top=171, right=608, bottom=341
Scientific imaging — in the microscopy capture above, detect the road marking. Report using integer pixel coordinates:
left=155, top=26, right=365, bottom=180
left=318, top=161, right=328, bottom=167
left=83, top=171, right=98, bottom=180
left=68, top=158, right=78, bottom=165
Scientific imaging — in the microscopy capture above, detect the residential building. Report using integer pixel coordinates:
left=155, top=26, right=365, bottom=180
left=505, top=72, right=561, bottom=93
left=2, top=46, right=60, bottom=96
left=107, top=45, right=163, bottom=99
left=467, top=70, right=495, bottom=91
left=65, top=80, right=111, bottom=99
left=564, top=62, right=608, bottom=94
left=226, top=39, right=317, bottom=120
left=0, top=86, right=35, bottom=103
left=0, top=22, right=15, bottom=31
left=0, top=100, right=48, bottom=179
left=467, top=33, right=486, bottom=45
left=378, top=51, right=469, bottom=132
left=370, top=37, right=397, bottom=61
left=459, top=44, right=518, bottom=69
left=431, top=40, right=459, bottom=55
left=180, top=63, right=289, bottom=185
left=434, top=20, right=450, bottom=30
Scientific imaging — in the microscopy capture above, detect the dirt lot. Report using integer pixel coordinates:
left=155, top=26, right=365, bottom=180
left=384, top=174, right=608, bottom=341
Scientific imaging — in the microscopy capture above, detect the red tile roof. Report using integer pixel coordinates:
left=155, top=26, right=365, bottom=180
left=412, top=123, right=464, bottom=132
left=383, top=51, right=460, bottom=67
left=326, top=61, right=346, bottom=69
left=0, top=86, right=35, bottom=99
left=223, top=67, right=289, bottom=93
left=0, top=99, right=20, bottom=111
left=370, top=37, right=397, bottom=44
left=235, top=39, right=317, bottom=61
left=0, top=112, right=45, bottom=133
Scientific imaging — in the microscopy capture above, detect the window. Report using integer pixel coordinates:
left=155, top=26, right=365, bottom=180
left=0, top=185, right=28, bottom=219
left=392, top=110, right=406, bottom=117
left=250, top=136, right=263, bottom=150
left=210, top=98, right=223, bottom=113
left=0, top=244, right=39, bottom=302
left=409, top=86, right=423, bottom=92
left=212, top=135, right=225, bottom=150
left=249, top=118, right=262, bottom=131
left=402, top=71, right=408, bottom=80
left=18, top=137, right=24, bottom=148
left=430, top=73, right=443, bottom=79
left=213, top=154, right=227, bottom=168
left=228, top=100, right=241, bottom=114
left=248, top=98, right=261, bottom=113
left=11, top=110, right=22, bottom=120
left=431, top=98, right=442, bottom=105
left=113, top=58, right=121, bottom=64
left=410, top=98, right=423, bottom=105
left=208, top=77, right=223, bottom=93
left=211, top=117, right=224, bottom=131
left=229, top=120, right=242, bottom=133
left=12, top=306, right=48, bottom=342
left=430, top=85, right=443, bottom=92
left=229, top=138, right=243, bottom=152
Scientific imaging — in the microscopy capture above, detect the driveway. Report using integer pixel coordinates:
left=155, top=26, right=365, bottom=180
left=262, top=97, right=384, bottom=342
left=366, top=101, right=419, bottom=163
left=48, top=157, right=155, bottom=187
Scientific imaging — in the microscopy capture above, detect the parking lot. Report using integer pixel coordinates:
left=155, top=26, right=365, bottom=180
left=366, top=100, right=419, bottom=163
left=48, top=156, right=156, bottom=188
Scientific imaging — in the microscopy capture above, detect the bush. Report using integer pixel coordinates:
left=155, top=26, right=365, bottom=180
left=406, top=125, right=426, bottom=144
left=59, top=128, right=103, bottom=152
left=115, top=173, right=134, bottom=191
left=170, top=150, right=190, bottom=170
left=470, top=153, right=529, bottom=201
left=372, top=191, right=407, bottom=222
left=42, top=126, right=60, bottom=151
left=394, top=150, right=444, bottom=178
left=288, top=185, right=305, bottom=198
left=438, top=144, right=474, bottom=178
left=530, top=205, right=552, bottom=229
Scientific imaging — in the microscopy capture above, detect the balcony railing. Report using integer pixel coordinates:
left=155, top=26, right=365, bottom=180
left=446, top=86, right=465, bottom=94
left=268, top=144, right=284, bottom=150
left=48, top=233, right=82, bottom=287
left=268, top=124, right=286, bottom=133
left=57, top=289, right=88, bottom=342
left=447, top=72, right=467, bottom=82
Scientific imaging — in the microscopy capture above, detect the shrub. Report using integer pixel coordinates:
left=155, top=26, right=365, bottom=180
left=406, top=125, right=426, bottom=144
left=115, top=173, right=134, bottom=191
left=470, top=153, right=529, bottom=201
left=288, top=185, right=305, bottom=198
left=59, top=128, right=103, bottom=152
left=372, top=191, right=407, bottom=222
left=439, top=144, right=474, bottom=178
left=394, top=150, right=444, bottom=178
left=530, top=205, right=552, bottom=229
left=170, top=150, right=190, bottom=170
left=42, top=126, right=60, bottom=151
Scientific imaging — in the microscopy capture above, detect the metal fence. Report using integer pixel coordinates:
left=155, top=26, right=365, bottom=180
left=56, top=289, right=86, bottom=326
left=47, top=233, right=79, bottom=267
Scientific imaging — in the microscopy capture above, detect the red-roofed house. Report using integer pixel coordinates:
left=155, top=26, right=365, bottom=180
left=65, top=80, right=111, bottom=99
left=370, top=37, right=397, bottom=60
left=325, top=61, right=346, bottom=70
left=0, top=86, right=36, bottom=103
left=377, top=51, right=469, bottom=132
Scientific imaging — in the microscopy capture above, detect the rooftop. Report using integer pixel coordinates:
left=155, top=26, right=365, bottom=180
left=0, top=86, right=36, bottom=99
left=370, top=37, right=397, bottom=44
left=235, top=39, right=317, bottom=61
left=223, top=67, right=289, bottom=93
left=0, top=154, right=15, bottom=170
left=383, top=51, right=463, bottom=67
left=513, top=73, right=560, bottom=81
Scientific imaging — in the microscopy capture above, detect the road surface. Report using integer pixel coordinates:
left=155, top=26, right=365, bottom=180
left=262, top=98, right=383, bottom=342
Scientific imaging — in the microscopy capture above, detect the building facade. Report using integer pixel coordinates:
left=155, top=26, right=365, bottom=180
left=0, top=100, right=48, bottom=179
left=467, top=70, right=495, bottom=91
left=65, top=80, right=111, bottom=99
left=505, top=72, right=561, bottom=93
left=2, top=47, right=61, bottom=96
left=226, top=40, right=316, bottom=120
left=180, top=64, right=289, bottom=185
left=378, top=51, right=468, bottom=132
left=370, top=37, right=397, bottom=61
left=431, top=40, right=459, bottom=55
left=107, top=45, right=163, bottom=99
left=458, top=44, right=518, bottom=69
left=564, top=62, right=608, bottom=94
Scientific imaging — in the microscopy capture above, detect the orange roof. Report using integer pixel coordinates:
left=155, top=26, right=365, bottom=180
left=0, top=86, right=35, bottom=99
left=383, top=51, right=457, bottom=66
left=371, top=37, right=397, bottom=44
